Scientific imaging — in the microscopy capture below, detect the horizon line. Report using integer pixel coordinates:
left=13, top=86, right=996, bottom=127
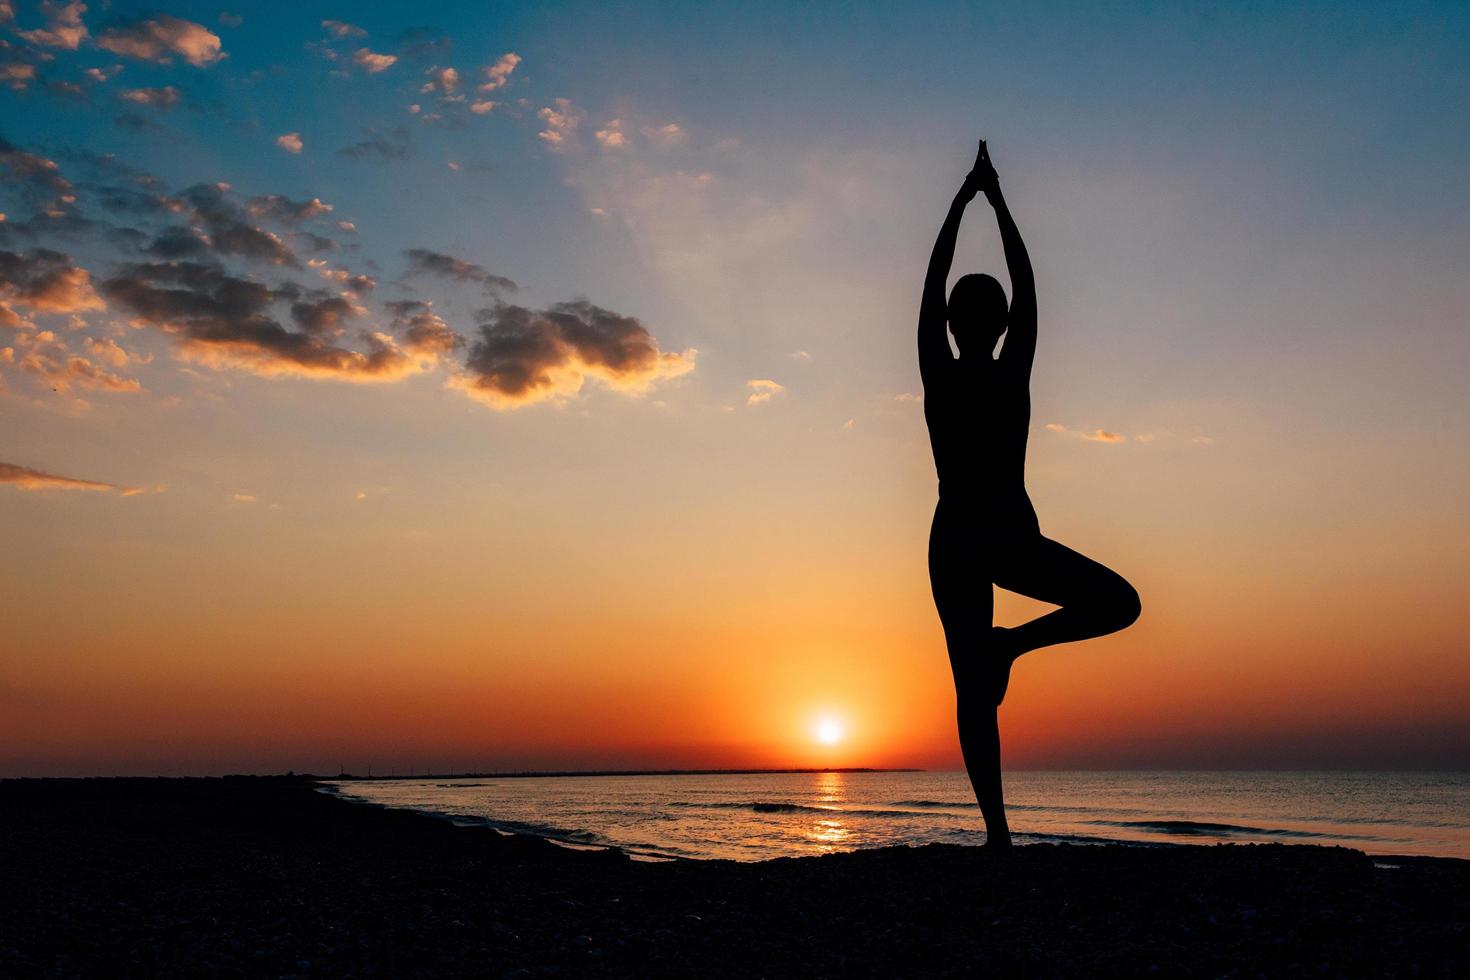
left=334, top=767, right=926, bottom=780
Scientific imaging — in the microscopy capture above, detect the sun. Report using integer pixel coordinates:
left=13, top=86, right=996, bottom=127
left=814, top=718, right=844, bottom=746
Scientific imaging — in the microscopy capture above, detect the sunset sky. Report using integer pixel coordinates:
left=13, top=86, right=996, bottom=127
left=3, top=1, right=1468, bottom=776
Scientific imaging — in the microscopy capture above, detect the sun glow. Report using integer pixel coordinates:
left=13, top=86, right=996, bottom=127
left=814, top=718, right=844, bottom=745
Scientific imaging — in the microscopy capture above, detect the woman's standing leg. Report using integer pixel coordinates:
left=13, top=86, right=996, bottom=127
left=929, top=501, right=1011, bottom=846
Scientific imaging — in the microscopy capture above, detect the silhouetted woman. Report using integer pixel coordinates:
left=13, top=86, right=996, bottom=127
left=920, top=140, right=1140, bottom=847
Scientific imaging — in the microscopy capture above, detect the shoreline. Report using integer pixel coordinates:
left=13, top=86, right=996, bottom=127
left=323, top=773, right=1470, bottom=864
left=3, top=776, right=1467, bottom=977
left=321, top=781, right=1177, bottom=862
left=316, top=783, right=694, bottom=862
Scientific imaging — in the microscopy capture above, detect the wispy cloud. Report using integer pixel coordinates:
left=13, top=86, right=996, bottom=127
left=337, top=127, right=410, bottom=161
left=13, top=329, right=141, bottom=393
left=351, top=48, right=397, bottom=74
left=0, top=61, right=38, bottom=93
left=1045, top=422, right=1126, bottom=443
left=0, top=460, right=135, bottom=493
left=594, top=119, right=627, bottom=149
left=96, top=15, right=223, bottom=67
left=394, top=27, right=450, bottom=62
left=119, top=86, right=182, bottom=109
left=15, top=1, right=88, bottom=51
left=478, top=52, right=519, bottom=92
left=83, top=335, right=148, bottom=368
left=538, top=99, right=582, bottom=150
left=642, top=123, right=687, bottom=150
left=746, top=378, right=784, bottom=406
left=402, top=247, right=516, bottom=294
left=247, top=194, right=332, bottom=224
left=1043, top=422, right=1215, bottom=447
left=321, top=20, right=365, bottom=40
left=0, top=135, right=75, bottom=212
left=420, top=65, right=458, bottom=95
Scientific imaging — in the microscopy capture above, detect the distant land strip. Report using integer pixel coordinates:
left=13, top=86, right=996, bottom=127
left=326, top=768, right=925, bottom=781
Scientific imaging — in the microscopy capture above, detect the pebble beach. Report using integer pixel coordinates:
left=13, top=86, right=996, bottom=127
left=2, top=776, right=1466, bottom=978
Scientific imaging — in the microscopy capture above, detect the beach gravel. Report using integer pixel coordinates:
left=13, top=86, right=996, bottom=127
left=1, top=776, right=1466, bottom=977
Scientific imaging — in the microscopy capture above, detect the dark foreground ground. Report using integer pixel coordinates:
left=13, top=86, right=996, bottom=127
left=2, top=778, right=1466, bottom=978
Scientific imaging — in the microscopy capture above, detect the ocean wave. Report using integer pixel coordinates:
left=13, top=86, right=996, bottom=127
left=669, top=800, right=970, bottom=818
left=443, top=813, right=610, bottom=845
left=1015, top=830, right=1166, bottom=847
left=891, top=799, right=978, bottom=809
left=672, top=800, right=980, bottom=819
left=667, top=801, right=841, bottom=813
left=891, top=799, right=1131, bottom=814
left=1089, top=819, right=1332, bottom=839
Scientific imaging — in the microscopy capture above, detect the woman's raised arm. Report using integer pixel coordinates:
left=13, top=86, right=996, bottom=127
left=979, top=145, right=1037, bottom=378
left=918, top=142, right=988, bottom=385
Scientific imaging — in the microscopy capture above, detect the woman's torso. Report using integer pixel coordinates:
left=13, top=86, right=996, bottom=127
left=924, top=357, right=1036, bottom=525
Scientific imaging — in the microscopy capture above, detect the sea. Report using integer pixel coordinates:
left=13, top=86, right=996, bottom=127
left=327, top=770, right=1470, bottom=862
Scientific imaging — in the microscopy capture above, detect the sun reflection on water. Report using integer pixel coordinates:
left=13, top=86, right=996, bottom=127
left=806, top=771, right=851, bottom=852
left=808, top=817, right=851, bottom=852
left=815, top=770, right=845, bottom=805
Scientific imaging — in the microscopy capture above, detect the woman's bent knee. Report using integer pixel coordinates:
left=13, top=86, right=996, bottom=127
left=1111, top=579, right=1141, bottom=630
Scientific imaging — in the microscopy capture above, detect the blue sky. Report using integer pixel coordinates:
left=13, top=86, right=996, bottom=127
left=3, top=1, right=1468, bottom=772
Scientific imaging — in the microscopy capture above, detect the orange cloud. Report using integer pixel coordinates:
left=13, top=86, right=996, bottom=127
left=538, top=99, right=582, bottom=150
left=119, top=86, right=182, bottom=108
left=174, top=332, right=420, bottom=383
left=321, top=20, right=364, bottom=40
left=1045, top=422, right=1125, bottom=443
left=83, top=336, right=148, bottom=368
left=386, top=300, right=461, bottom=359
left=642, top=122, right=688, bottom=149
left=0, top=63, right=37, bottom=91
left=746, top=378, right=784, bottom=406
left=247, top=195, right=332, bottom=224
left=12, top=330, right=139, bottom=393
left=595, top=120, right=628, bottom=149
left=101, top=262, right=416, bottom=383
left=0, top=460, right=131, bottom=493
left=478, top=53, right=520, bottom=92
left=0, top=250, right=105, bottom=328
left=351, top=48, right=396, bottom=74
left=15, top=1, right=88, bottom=51
left=96, top=15, right=223, bottom=67
left=420, top=66, right=459, bottom=95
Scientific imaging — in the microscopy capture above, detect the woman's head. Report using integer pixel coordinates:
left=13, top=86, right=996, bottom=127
left=947, top=273, right=1008, bottom=355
